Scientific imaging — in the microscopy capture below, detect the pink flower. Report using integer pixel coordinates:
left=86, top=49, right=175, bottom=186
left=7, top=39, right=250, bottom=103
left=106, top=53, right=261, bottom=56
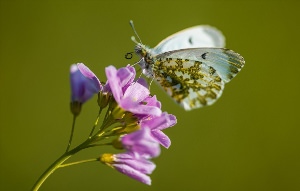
left=101, top=128, right=159, bottom=185
left=101, top=152, right=156, bottom=185
left=112, top=153, right=156, bottom=185
left=105, top=65, right=161, bottom=116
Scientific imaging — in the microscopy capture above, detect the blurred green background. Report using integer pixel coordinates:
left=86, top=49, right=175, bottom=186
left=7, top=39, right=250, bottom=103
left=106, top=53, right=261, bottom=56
left=1, top=0, right=300, bottom=190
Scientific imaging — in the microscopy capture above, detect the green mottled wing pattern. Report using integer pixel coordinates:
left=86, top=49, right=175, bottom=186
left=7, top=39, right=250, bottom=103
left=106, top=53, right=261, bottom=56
left=152, top=48, right=245, bottom=110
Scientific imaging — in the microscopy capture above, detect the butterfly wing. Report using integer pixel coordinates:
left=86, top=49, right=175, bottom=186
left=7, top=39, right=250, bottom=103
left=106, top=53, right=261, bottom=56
left=152, top=26, right=225, bottom=55
left=156, top=48, right=245, bottom=82
left=152, top=48, right=244, bottom=110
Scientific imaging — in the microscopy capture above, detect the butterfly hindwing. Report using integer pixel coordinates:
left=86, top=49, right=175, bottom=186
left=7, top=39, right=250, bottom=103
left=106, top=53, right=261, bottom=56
left=152, top=57, right=225, bottom=110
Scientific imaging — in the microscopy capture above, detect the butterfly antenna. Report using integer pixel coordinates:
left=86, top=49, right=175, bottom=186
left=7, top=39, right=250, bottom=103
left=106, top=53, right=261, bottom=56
left=131, top=60, right=138, bottom=67
left=130, top=20, right=143, bottom=44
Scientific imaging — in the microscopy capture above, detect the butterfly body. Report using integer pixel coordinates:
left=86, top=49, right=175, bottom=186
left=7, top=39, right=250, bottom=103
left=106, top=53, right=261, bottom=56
left=133, top=25, right=245, bottom=110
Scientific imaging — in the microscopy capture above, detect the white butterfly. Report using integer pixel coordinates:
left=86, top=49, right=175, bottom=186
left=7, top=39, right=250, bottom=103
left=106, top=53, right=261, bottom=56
left=130, top=21, right=245, bottom=111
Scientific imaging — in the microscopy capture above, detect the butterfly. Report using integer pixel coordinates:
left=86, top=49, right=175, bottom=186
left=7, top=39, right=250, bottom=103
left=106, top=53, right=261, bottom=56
left=130, top=21, right=245, bottom=111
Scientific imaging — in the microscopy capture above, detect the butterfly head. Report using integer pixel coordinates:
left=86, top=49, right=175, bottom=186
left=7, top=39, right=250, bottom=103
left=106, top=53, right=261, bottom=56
left=131, top=37, right=154, bottom=78
left=133, top=41, right=147, bottom=58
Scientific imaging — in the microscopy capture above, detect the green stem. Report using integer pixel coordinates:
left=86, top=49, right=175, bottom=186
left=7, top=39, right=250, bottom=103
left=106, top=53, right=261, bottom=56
left=32, top=136, right=95, bottom=191
left=99, top=104, right=112, bottom=131
left=85, top=142, right=112, bottom=148
left=89, top=108, right=102, bottom=138
left=32, top=105, right=118, bottom=190
left=59, top=158, right=99, bottom=168
left=32, top=153, right=71, bottom=191
left=65, top=115, right=77, bottom=152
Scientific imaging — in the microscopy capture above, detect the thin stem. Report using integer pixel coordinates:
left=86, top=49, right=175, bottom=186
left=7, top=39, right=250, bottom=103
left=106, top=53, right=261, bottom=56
left=32, top=102, right=116, bottom=190
left=85, top=142, right=112, bottom=149
left=98, top=106, right=121, bottom=133
left=32, top=153, right=72, bottom=191
left=32, top=135, right=95, bottom=191
left=59, top=158, right=99, bottom=168
left=89, top=108, right=102, bottom=138
left=99, top=104, right=112, bottom=131
left=65, top=115, right=77, bottom=152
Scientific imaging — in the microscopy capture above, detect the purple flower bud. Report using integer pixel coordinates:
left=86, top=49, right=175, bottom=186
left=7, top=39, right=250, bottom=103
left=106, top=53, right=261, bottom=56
left=70, top=63, right=102, bottom=103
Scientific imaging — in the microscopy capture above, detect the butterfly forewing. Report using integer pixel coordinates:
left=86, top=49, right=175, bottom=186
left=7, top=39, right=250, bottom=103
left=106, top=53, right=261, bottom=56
left=153, top=26, right=225, bottom=54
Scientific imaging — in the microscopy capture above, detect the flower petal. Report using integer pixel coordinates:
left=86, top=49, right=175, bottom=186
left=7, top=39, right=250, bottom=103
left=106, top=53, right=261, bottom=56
left=140, top=112, right=176, bottom=148
left=114, top=153, right=156, bottom=174
left=70, top=63, right=101, bottom=103
left=121, top=128, right=160, bottom=158
left=141, top=112, right=176, bottom=130
left=136, top=78, right=149, bottom=89
left=159, top=113, right=177, bottom=130
left=117, top=67, right=135, bottom=88
left=113, top=163, right=152, bottom=185
left=120, top=83, right=161, bottom=116
left=143, top=95, right=161, bottom=109
left=70, top=64, right=85, bottom=102
left=123, top=82, right=149, bottom=103
left=105, top=65, right=122, bottom=102
left=122, top=103, right=162, bottom=116
left=151, top=129, right=171, bottom=148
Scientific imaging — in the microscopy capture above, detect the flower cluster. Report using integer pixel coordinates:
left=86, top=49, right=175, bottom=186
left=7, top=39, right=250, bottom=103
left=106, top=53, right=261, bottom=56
left=70, top=63, right=177, bottom=185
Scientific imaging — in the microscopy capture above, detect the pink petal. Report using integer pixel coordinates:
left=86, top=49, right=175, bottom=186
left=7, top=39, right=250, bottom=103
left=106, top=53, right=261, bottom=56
left=113, top=164, right=152, bottom=185
left=151, top=130, right=171, bottom=148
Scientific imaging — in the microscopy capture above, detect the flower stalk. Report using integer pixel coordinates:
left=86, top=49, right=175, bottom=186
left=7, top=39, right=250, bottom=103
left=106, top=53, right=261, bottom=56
left=65, top=114, right=77, bottom=152
left=32, top=134, right=96, bottom=191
